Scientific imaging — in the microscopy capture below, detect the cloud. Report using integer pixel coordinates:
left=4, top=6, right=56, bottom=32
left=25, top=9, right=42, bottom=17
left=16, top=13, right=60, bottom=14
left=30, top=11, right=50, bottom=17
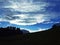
left=0, top=0, right=60, bottom=26
left=0, top=12, right=60, bottom=26
left=4, top=0, right=48, bottom=12
left=42, top=21, right=60, bottom=24
left=5, top=14, right=50, bottom=25
left=8, top=13, right=60, bottom=25
left=0, top=0, right=50, bottom=25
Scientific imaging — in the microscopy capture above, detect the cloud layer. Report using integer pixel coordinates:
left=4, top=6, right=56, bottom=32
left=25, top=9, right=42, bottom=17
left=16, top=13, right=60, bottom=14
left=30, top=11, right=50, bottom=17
left=0, top=0, right=60, bottom=26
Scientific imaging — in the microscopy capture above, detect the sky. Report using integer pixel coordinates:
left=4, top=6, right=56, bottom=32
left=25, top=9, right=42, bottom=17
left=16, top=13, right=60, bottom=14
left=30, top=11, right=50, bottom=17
left=0, top=0, right=60, bottom=32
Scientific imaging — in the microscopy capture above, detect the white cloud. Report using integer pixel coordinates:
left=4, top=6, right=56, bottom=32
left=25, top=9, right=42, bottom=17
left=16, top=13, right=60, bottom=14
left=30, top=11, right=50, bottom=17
left=0, top=0, right=60, bottom=26
left=4, top=0, right=48, bottom=12
left=7, top=14, right=49, bottom=25
left=0, top=13, right=59, bottom=25
left=0, top=18, right=5, bottom=21
left=0, top=13, right=60, bottom=26
left=43, top=21, right=60, bottom=24
left=0, top=0, right=51, bottom=25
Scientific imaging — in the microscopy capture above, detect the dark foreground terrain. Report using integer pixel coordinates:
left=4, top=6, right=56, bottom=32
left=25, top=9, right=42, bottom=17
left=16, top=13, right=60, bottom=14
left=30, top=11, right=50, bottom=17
left=0, top=23, right=60, bottom=45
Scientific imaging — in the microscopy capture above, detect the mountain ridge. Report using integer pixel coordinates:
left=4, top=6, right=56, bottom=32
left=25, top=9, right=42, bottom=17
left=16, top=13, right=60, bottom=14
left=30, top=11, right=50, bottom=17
left=0, top=23, right=60, bottom=45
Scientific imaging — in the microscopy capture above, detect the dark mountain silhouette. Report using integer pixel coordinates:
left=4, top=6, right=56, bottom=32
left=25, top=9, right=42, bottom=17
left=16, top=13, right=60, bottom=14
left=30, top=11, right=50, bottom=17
left=0, top=26, right=29, bottom=36
left=21, top=29, right=29, bottom=34
left=0, top=23, right=60, bottom=45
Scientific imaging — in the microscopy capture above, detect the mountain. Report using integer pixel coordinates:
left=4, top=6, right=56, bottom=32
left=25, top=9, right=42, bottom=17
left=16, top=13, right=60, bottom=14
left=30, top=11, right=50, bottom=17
left=0, top=23, right=60, bottom=45
left=53, top=23, right=60, bottom=26
left=0, top=26, right=30, bottom=36
left=21, top=29, right=29, bottom=34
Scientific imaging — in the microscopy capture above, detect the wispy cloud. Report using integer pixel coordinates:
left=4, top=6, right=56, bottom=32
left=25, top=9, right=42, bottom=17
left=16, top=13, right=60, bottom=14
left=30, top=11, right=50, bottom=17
left=0, top=0, right=60, bottom=26
left=8, top=14, right=47, bottom=25
left=4, top=0, right=48, bottom=12
left=0, top=13, right=59, bottom=25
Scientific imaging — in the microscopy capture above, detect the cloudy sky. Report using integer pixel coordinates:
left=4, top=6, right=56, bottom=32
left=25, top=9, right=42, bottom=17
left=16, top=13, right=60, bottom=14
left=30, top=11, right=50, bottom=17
left=0, top=0, right=60, bottom=32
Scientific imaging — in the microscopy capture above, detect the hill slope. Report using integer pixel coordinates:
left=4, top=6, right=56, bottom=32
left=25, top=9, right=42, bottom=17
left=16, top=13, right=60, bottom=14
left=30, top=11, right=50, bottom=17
left=0, top=23, right=60, bottom=45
